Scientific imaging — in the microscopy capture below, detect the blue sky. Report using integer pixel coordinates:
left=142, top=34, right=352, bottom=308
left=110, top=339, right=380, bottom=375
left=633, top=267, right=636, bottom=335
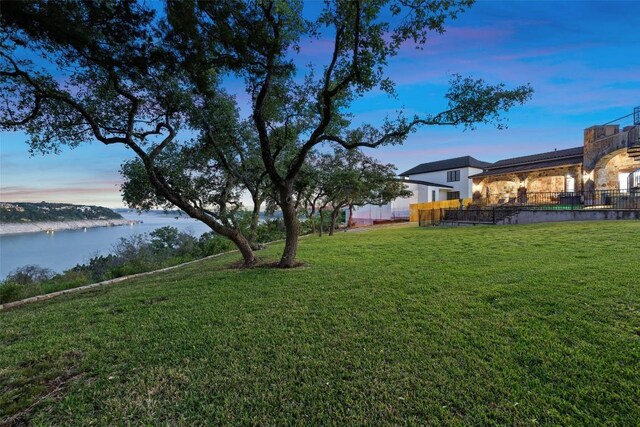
left=1, top=0, right=639, bottom=208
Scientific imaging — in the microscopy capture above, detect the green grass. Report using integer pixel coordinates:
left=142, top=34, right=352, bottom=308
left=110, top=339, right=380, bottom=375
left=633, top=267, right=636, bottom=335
left=1, top=221, right=639, bottom=425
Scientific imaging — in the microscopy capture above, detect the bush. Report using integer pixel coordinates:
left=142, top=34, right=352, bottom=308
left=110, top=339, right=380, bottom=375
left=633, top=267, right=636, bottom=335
left=71, top=254, right=124, bottom=282
left=0, top=282, right=22, bottom=304
left=1, top=221, right=293, bottom=305
left=198, top=232, right=233, bottom=256
left=255, top=218, right=286, bottom=243
left=5, top=265, right=56, bottom=285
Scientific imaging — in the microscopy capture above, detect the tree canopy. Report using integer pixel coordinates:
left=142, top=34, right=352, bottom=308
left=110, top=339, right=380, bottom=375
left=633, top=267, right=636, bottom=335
left=1, top=0, right=533, bottom=268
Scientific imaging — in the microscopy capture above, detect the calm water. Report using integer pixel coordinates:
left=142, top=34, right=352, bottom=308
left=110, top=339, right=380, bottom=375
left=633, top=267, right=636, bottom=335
left=0, top=211, right=212, bottom=279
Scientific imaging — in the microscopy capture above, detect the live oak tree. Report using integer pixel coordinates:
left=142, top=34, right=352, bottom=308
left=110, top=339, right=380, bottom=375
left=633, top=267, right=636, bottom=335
left=170, top=0, right=533, bottom=267
left=320, top=148, right=412, bottom=235
left=0, top=1, right=262, bottom=266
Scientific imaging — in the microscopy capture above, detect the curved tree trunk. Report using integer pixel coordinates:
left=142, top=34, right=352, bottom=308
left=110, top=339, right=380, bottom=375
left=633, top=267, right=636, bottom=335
left=279, top=199, right=300, bottom=267
left=220, top=228, right=257, bottom=266
left=145, top=164, right=256, bottom=266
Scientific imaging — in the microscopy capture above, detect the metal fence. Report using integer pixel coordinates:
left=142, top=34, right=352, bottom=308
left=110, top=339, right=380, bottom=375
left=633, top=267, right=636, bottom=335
left=481, top=190, right=640, bottom=210
left=418, top=190, right=640, bottom=226
left=440, top=208, right=516, bottom=224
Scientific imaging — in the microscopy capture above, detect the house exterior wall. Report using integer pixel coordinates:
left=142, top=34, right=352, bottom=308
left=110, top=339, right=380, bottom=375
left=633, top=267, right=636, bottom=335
left=351, top=182, right=449, bottom=221
left=471, top=165, right=582, bottom=201
left=404, top=167, right=484, bottom=199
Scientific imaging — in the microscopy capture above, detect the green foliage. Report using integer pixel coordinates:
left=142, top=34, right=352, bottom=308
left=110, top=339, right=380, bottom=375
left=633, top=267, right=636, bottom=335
left=0, top=218, right=293, bottom=305
left=0, top=202, right=122, bottom=223
left=0, top=282, right=21, bottom=304
left=4, top=265, right=55, bottom=285
left=197, top=232, right=235, bottom=257
left=1, top=0, right=533, bottom=267
left=1, top=221, right=639, bottom=424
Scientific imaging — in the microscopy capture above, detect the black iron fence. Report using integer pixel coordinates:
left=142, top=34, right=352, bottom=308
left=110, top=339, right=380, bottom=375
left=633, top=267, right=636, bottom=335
left=480, top=190, right=640, bottom=210
left=418, top=190, right=640, bottom=226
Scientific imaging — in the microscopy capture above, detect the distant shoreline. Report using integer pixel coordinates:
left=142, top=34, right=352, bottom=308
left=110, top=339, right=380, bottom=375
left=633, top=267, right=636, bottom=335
left=0, top=219, right=139, bottom=236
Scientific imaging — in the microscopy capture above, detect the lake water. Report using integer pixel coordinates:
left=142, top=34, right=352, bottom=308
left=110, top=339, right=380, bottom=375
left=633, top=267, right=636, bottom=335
left=0, top=211, right=213, bottom=279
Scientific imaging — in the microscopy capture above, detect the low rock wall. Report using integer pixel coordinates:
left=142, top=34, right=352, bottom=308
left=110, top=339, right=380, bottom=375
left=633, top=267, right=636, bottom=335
left=500, top=209, right=640, bottom=225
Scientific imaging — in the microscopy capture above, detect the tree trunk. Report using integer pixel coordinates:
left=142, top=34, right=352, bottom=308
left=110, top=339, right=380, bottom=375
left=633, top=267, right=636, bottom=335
left=144, top=164, right=256, bottom=267
left=329, top=208, right=339, bottom=236
left=248, top=196, right=261, bottom=249
left=278, top=198, right=300, bottom=268
left=225, top=229, right=257, bottom=266
left=309, top=205, right=316, bottom=235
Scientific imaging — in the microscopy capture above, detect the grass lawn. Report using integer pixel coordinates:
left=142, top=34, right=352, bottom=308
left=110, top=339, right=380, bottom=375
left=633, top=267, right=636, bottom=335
left=1, top=221, right=639, bottom=425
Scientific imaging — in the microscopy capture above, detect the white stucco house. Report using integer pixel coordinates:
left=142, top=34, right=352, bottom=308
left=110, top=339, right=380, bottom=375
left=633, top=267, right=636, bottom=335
left=398, top=156, right=492, bottom=200
left=350, top=156, right=490, bottom=224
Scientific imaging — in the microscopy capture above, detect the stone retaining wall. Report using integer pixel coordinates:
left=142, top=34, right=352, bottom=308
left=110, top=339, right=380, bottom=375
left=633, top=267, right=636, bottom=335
left=500, top=209, right=640, bottom=225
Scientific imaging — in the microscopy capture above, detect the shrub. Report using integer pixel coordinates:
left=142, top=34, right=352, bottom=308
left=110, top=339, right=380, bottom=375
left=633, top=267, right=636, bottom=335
left=5, top=265, right=56, bottom=285
left=0, top=282, right=22, bottom=304
left=198, top=232, right=234, bottom=256
left=255, top=218, right=286, bottom=243
left=71, top=254, right=124, bottom=282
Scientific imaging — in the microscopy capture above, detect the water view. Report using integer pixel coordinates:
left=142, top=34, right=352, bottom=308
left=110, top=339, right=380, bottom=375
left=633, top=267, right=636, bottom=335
left=0, top=211, right=212, bottom=279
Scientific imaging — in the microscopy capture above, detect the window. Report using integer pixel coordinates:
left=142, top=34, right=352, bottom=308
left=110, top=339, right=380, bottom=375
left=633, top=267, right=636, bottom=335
left=446, top=191, right=461, bottom=200
left=447, top=170, right=460, bottom=182
left=432, top=190, right=436, bottom=201
left=565, top=175, right=575, bottom=193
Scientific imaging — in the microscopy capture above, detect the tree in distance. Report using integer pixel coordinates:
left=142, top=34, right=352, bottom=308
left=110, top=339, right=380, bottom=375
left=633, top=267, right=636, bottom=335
left=300, top=148, right=412, bottom=236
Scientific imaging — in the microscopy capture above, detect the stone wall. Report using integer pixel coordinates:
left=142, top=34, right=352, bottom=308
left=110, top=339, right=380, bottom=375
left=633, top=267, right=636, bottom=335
left=500, top=209, right=640, bottom=225
left=472, top=165, right=581, bottom=201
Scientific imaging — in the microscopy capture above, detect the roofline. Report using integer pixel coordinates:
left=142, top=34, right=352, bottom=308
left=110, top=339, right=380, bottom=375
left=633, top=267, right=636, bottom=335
left=399, top=156, right=491, bottom=176
left=470, top=160, right=583, bottom=178
left=395, top=178, right=453, bottom=189
left=487, top=147, right=583, bottom=170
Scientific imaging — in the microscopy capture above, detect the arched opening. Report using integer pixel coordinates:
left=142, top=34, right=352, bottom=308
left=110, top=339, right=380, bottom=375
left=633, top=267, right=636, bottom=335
left=593, top=149, right=639, bottom=191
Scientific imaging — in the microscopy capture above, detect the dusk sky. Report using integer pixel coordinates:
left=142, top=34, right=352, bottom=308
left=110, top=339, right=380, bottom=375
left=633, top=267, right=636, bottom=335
left=1, top=0, right=639, bottom=208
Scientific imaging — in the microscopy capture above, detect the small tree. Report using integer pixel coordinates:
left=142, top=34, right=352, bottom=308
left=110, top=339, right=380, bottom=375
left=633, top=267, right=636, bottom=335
left=322, top=148, right=412, bottom=235
left=294, top=152, right=334, bottom=235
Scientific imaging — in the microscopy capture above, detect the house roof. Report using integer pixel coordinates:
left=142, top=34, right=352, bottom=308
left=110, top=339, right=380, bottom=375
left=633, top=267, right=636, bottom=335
left=470, top=146, right=584, bottom=178
left=399, top=156, right=492, bottom=176
left=396, top=178, right=453, bottom=189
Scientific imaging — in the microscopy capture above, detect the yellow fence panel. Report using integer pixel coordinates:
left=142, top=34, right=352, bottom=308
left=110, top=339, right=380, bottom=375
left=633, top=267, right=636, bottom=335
left=409, top=199, right=472, bottom=222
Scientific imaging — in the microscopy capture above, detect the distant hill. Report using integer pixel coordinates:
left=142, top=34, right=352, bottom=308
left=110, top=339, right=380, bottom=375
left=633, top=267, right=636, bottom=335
left=0, top=202, right=123, bottom=223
